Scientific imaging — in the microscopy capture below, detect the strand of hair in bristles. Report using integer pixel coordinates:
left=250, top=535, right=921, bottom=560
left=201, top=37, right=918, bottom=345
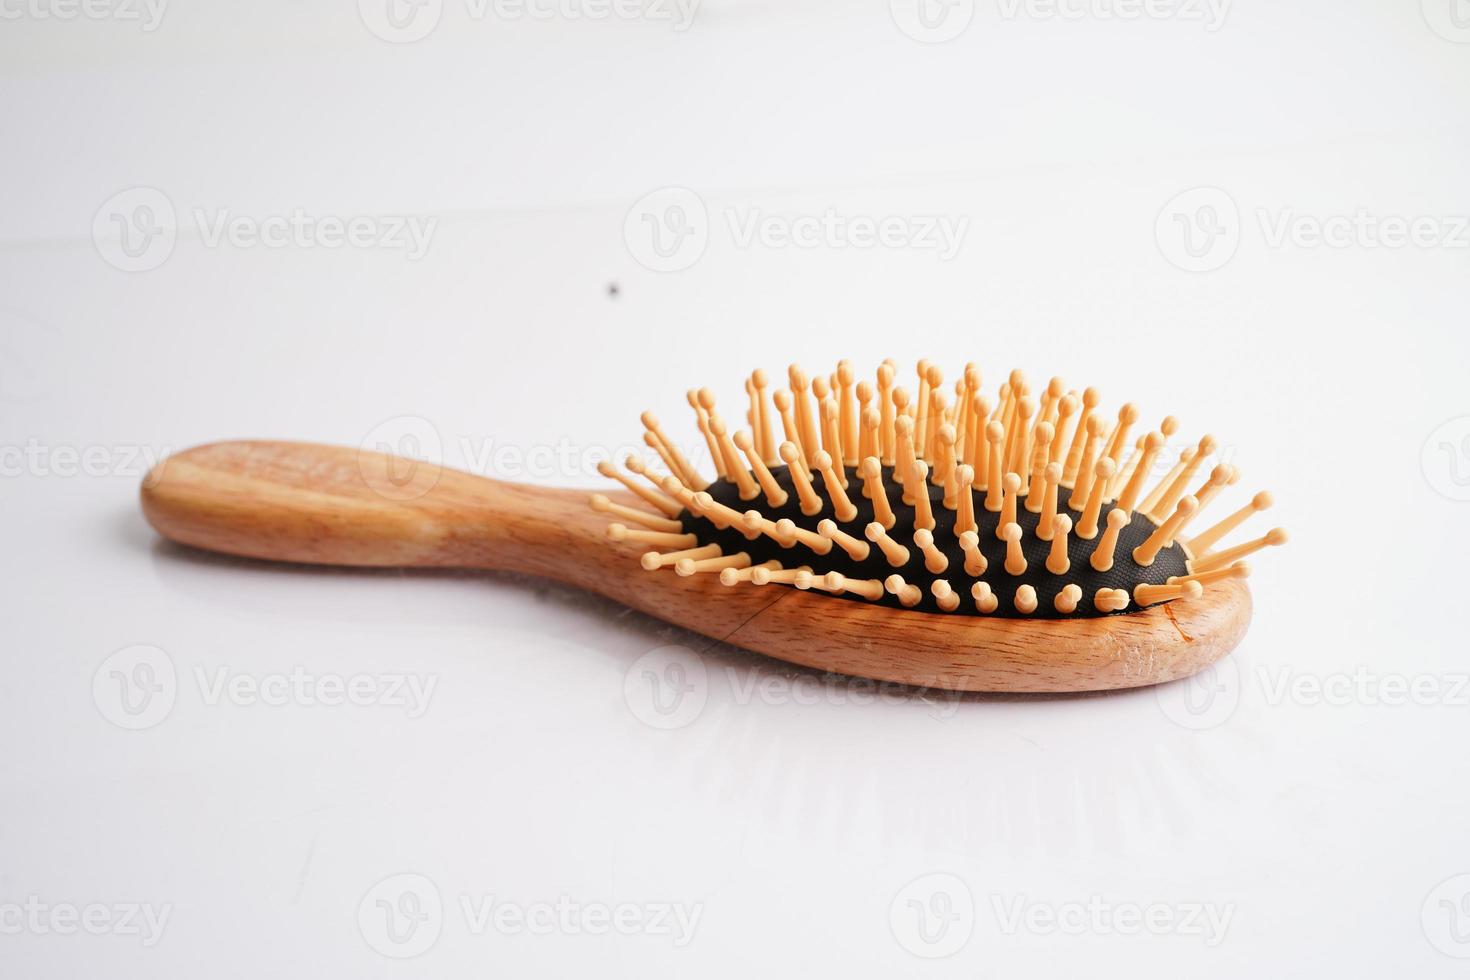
left=593, top=360, right=1285, bottom=615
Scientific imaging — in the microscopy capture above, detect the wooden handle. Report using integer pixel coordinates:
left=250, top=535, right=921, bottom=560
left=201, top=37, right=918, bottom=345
left=140, top=440, right=604, bottom=579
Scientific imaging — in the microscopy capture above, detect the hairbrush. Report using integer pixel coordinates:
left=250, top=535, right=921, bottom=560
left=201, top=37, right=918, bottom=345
left=140, top=359, right=1283, bottom=693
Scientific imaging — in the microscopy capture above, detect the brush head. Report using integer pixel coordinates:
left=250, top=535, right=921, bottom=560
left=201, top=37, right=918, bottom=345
left=596, top=359, right=1282, bottom=620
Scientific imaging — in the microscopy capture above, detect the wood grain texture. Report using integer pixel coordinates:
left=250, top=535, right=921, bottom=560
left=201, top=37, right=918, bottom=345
left=140, top=440, right=1252, bottom=693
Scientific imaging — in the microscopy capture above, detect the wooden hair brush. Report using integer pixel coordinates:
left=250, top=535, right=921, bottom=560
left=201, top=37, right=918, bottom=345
left=140, top=359, right=1284, bottom=694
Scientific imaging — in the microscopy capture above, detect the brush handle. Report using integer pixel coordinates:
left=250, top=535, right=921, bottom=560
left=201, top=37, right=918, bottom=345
left=142, top=439, right=787, bottom=649
left=140, top=440, right=609, bottom=579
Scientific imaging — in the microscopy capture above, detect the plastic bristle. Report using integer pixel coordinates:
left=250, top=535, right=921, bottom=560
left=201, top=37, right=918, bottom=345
left=1190, top=528, right=1287, bottom=575
left=607, top=524, right=696, bottom=549
left=589, top=494, right=683, bottom=533
left=885, top=574, right=922, bottom=607
left=734, top=429, right=789, bottom=509
left=1148, top=434, right=1216, bottom=522
left=640, top=543, right=722, bottom=571
left=1054, top=583, right=1082, bottom=614
left=1186, top=490, right=1273, bottom=555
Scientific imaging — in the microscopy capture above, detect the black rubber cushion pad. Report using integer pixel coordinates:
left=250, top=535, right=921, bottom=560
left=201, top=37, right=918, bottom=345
left=680, top=462, right=1190, bottom=619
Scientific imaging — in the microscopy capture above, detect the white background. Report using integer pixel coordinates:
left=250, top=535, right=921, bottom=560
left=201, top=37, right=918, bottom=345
left=3, top=0, right=1470, bottom=976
